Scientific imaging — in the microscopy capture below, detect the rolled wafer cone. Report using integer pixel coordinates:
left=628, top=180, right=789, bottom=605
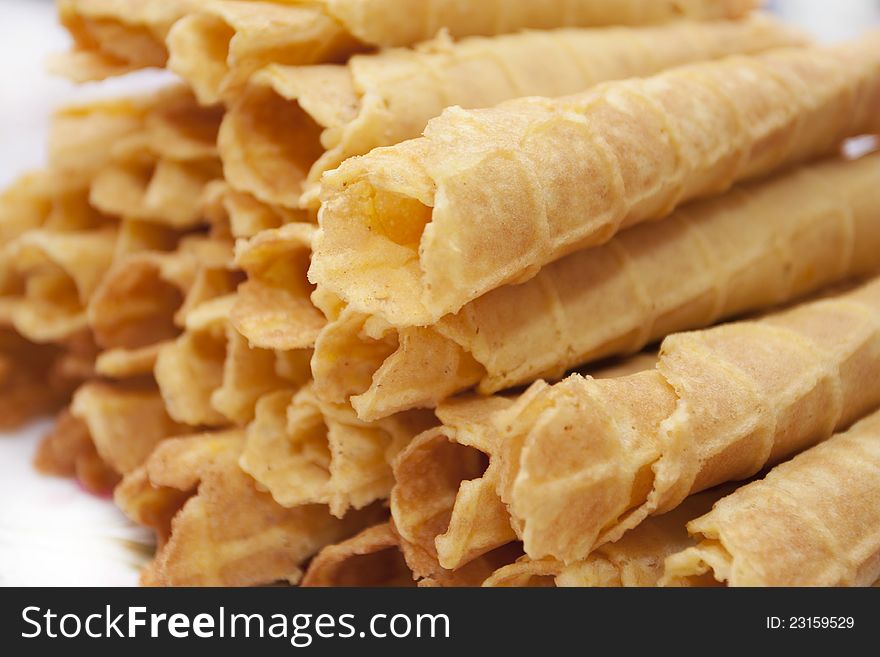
left=71, top=380, right=189, bottom=475
left=497, top=277, right=880, bottom=564
left=170, top=0, right=758, bottom=106
left=390, top=356, right=655, bottom=577
left=484, top=488, right=727, bottom=587
left=314, top=36, right=880, bottom=325
left=89, top=235, right=236, bottom=377
left=316, top=152, right=880, bottom=420
left=223, top=15, right=805, bottom=209
left=323, top=0, right=759, bottom=48
left=663, top=409, right=880, bottom=587
left=231, top=223, right=325, bottom=351
left=201, top=181, right=307, bottom=241
left=90, top=156, right=221, bottom=230
left=48, top=87, right=222, bottom=187
left=155, top=293, right=307, bottom=427
left=50, top=0, right=200, bottom=81
left=0, top=171, right=108, bottom=246
left=34, top=407, right=121, bottom=494
left=301, top=522, right=415, bottom=587
left=167, top=0, right=363, bottom=106
left=241, top=385, right=434, bottom=518
left=116, top=429, right=385, bottom=586
left=6, top=227, right=117, bottom=343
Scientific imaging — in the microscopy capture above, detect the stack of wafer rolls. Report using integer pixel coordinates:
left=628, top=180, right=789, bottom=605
left=312, top=36, right=880, bottom=325
left=5, top=0, right=880, bottom=588
left=221, top=14, right=804, bottom=207
left=314, top=152, right=880, bottom=420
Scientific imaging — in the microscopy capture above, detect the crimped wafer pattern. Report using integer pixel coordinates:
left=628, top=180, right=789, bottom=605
left=500, top=279, right=880, bottom=564
left=663, top=409, right=880, bottom=586
left=222, top=15, right=804, bottom=207
left=315, top=38, right=880, bottom=324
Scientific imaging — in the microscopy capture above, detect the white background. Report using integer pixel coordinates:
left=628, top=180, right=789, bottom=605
left=0, top=0, right=878, bottom=586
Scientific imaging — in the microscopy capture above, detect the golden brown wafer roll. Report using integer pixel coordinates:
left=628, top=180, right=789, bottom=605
left=48, top=87, right=222, bottom=186
left=0, top=172, right=105, bottom=245
left=663, top=409, right=880, bottom=586
left=498, top=277, right=880, bottom=565
left=484, top=488, right=727, bottom=587
left=301, top=522, right=415, bottom=587
left=315, top=152, right=880, bottom=420
left=391, top=356, right=656, bottom=577
left=34, top=408, right=122, bottom=494
left=116, top=429, right=385, bottom=586
left=201, top=181, right=306, bottom=240
left=313, top=36, right=880, bottom=326
left=5, top=228, right=117, bottom=343
left=223, top=15, right=805, bottom=208
left=87, top=236, right=234, bottom=376
left=70, top=381, right=189, bottom=476
left=0, top=330, right=92, bottom=431
left=155, top=294, right=309, bottom=427
left=51, top=0, right=200, bottom=81
left=90, top=157, right=222, bottom=230
left=169, top=0, right=759, bottom=105
left=231, top=223, right=325, bottom=351
left=241, top=385, right=434, bottom=518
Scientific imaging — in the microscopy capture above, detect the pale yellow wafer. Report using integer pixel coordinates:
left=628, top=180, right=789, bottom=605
left=241, top=385, right=434, bottom=517
left=313, top=37, right=880, bottom=325
left=222, top=15, right=805, bottom=208
left=484, top=488, right=727, bottom=587
left=170, top=0, right=758, bottom=105
left=116, top=429, right=385, bottom=586
left=663, top=409, right=880, bottom=586
left=498, top=278, right=880, bottom=564
left=314, top=152, right=880, bottom=420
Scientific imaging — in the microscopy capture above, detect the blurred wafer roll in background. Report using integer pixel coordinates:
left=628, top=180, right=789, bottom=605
left=483, top=488, right=728, bottom=587
left=0, top=329, right=92, bottom=431
left=314, top=152, right=880, bottom=421
left=222, top=14, right=805, bottom=208
left=51, top=0, right=199, bottom=81
left=87, top=236, right=235, bottom=378
left=154, top=293, right=311, bottom=428
left=313, top=36, right=880, bottom=325
left=169, top=0, right=760, bottom=105
left=498, top=277, right=880, bottom=564
left=302, top=523, right=415, bottom=587
left=69, top=381, right=189, bottom=477
left=201, top=181, right=307, bottom=241
left=240, top=386, right=434, bottom=518
left=34, top=407, right=121, bottom=493
left=48, top=87, right=223, bottom=182
left=663, top=409, right=880, bottom=587
left=3, top=227, right=117, bottom=344
left=115, top=429, right=386, bottom=586
left=231, top=223, right=325, bottom=351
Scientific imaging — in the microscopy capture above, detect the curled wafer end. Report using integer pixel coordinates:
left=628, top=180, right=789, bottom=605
left=302, top=523, right=415, bottom=587
left=71, top=381, right=188, bottom=475
left=51, top=0, right=183, bottom=81
left=118, top=430, right=385, bottom=586
left=242, top=386, right=434, bottom=518
left=312, top=307, right=483, bottom=421
left=221, top=64, right=359, bottom=208
left=167, top=1, right=361, bottom=106
left=232, top=223, right=325, bottom=351
left=391, top=396, right=517, bottom=577
left=8, top=228, right=117, bottom=343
